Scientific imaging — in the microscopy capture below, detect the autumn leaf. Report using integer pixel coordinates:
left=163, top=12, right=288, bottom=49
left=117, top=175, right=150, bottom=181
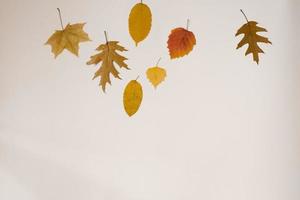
left=167, top=20, right=196, bottom=59
left=123, top=79, right=143, bottom=116
left=146, top=58, right=167, bottom=88
left=235, top=10, right=272, bottom=64
left=87, top=32, right=129, bottom=92
left=45, top=9, right=90, bottom=58
left=128, top=2, right=152, bottom=46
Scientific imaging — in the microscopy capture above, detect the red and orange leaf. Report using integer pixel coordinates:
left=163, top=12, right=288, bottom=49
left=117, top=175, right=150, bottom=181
left=167, top=28, right=196, bottom=59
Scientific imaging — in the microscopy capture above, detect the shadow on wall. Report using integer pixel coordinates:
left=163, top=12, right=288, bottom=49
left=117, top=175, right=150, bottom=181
left=0, top=142, right=122, bottom=200
left=290, top=0, right=300, bottom=139
left=290, top=0, right=300, bottom=62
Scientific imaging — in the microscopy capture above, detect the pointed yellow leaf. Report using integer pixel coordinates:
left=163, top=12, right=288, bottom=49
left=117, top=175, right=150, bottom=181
left=235, top=21, right=272, bottom=64
left=128, top=2, right=152, bottom=46
left=123, top=80, right=143, bottom=116
left=45, top=23, right=90, bottom=58
left=87, top=41, right=129, bottom=92
left=146, top=66, right=167, bottom=88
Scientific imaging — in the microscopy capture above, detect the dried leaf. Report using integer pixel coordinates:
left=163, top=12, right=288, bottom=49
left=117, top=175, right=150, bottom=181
left=123, top=80, right=143, bottom=117
left=128, top=2, right=152, bottom=46
left=87, top=41, right=129, bottom=92
left=146, top=66, right=166, bottom=88
left=235, top=21, right=272, bottom=64
left=45, top=23, right=90, bottom=58
left=167, top=27, right=196, bottom=59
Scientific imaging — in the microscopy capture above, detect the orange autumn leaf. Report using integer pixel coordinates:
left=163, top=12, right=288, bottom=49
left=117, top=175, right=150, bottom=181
left=167, top=27, right=196, bottom=59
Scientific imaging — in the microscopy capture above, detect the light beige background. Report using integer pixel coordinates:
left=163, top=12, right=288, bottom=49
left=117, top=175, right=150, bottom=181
left=0, top=0, right=299, bottom=200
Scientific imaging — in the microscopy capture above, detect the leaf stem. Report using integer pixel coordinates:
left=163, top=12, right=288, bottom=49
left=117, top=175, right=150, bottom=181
left=57, top=8, right=64, bottom=29
left=186, top=19, right=190, bottom=30
left=240, top=9, right=249, bottom=23
left=141, top=0, right=143, bottom=3
left=240, top=9, right=252, bottom=36
left=156, top=57, right=162, bottom=66
left=135, top=75, right=140, bottom=81
left=104, top=31, right=108, bottom=43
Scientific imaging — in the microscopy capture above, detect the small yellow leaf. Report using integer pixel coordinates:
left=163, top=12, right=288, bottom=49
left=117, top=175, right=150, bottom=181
left=45, top=23, right=90, bottom=58
left=128, top=2, right=152, bottom=46
left=146, top=66, right=167, bottom=88
left=123, top=80, right=143, bottom=117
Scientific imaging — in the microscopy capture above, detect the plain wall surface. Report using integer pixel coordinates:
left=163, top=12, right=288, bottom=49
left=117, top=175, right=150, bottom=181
left=0, top=0, right=299, bottom=200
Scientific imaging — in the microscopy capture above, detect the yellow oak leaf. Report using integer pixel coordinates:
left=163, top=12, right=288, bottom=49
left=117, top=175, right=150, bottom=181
left=87, top=41, right=129, bottom=92
left=235, top=10, right=272, bottom=64
left=45, top=23, right=90, bottom=58
left=146, top=66, right=167, bottom=88
left=128, top=2, right=152, bottom=46
left=123, top=79, right=143, bottom=117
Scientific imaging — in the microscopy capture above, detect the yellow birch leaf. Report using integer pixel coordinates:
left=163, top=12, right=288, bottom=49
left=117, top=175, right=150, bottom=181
left=45, top=23, right=91, bottom=58
left=128, top=2, right=152, bottom=46
left=146, top=66, right=167, bottom=88
left=123, top=80, right=143, bottom=116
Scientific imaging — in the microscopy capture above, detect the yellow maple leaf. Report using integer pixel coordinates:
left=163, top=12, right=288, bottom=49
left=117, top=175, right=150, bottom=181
left=146, top=58, right=167, bottom=88
left=87, top=39, right=129, bottom=92
left=128, top=2, right=152, bottom=46
left=123, top=79, right=143, bottom=117
left=235, top=10, right=272, bottom=64
left=45, top=23, right=90, bottom=58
